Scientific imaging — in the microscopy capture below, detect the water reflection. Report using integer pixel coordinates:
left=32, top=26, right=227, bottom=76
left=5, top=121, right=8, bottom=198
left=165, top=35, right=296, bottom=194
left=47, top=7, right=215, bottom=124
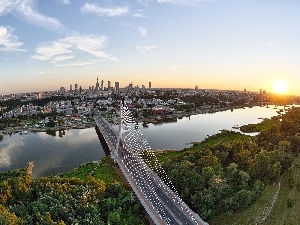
left=0, top=105, right=289, bottom=177
left=0, top=128, right=105, bottom=177
left=141, top=105, right=285, bottom=150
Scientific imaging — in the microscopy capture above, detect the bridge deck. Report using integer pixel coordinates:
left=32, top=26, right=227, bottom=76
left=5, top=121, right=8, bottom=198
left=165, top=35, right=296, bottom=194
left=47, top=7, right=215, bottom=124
left=95, top=114, right=207, bottom=225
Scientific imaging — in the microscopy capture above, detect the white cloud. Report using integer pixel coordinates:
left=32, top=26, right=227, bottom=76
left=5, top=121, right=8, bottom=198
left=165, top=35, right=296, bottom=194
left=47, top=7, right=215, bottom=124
left=58, top=0, right=71, bottom=5
left=0, top=0, right=66, bottom=34
left=81, top=3, right=129, bottom=17
left=131, top=10, right=146, bottom=18
left=136, top=44, right=157, bottom=52
left=32, top=41, right=72, bottom=60
left=138, top=26, right=148, bottom=37
left=53, top=54, right=74, bottom=62
left=157, top=0, right=211, bottom=6
left=0, top=26, right=25, bottom=52
left=56, top=61, right=97, bottom=67
left=32, top=35, right=117, bottom=63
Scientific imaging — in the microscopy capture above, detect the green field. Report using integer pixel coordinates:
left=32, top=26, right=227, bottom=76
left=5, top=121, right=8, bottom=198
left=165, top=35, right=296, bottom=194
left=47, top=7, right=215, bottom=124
left=60, top=156, right=121, bottom=184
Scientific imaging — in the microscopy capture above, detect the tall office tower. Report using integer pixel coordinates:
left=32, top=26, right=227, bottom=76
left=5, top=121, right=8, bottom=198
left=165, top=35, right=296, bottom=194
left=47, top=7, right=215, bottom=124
left=95, top=77, right=99, bottom=91
left=115, top=81, right=120, bottom=92
left=92, top=86, right=94, bottom=91
left=101, top=80, right=104, bottom=90
left=108, top=81, right=111, bottom=90
left=195, top=86, right=198, bottom=91
left=129, top=82, right=133, bottom=88
left=79, top=86, right=82, bottom=93
left=75, top=84, right=78, bottom=91
left=70, top=84, right=72, bottom=91
left=149, top=82, right=151, bottom=89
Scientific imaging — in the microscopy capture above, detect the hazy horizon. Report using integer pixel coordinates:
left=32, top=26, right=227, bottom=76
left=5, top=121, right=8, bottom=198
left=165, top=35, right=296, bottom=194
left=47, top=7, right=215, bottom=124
left=1, top=0, right=299, bottom=95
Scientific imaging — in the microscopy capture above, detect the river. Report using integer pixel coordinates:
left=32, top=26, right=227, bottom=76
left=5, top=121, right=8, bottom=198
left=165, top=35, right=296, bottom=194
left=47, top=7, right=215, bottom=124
left=0, top=105, right=287, bottom=177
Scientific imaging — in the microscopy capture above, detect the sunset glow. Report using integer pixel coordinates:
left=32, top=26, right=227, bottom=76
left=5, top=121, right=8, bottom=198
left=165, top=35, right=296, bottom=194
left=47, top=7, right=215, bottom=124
left=272, top=80, right=288, bottom=94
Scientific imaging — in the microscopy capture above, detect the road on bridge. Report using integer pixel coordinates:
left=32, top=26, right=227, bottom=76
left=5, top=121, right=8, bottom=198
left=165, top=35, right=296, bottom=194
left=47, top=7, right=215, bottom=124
left=95, top=113, right=207, bottom=225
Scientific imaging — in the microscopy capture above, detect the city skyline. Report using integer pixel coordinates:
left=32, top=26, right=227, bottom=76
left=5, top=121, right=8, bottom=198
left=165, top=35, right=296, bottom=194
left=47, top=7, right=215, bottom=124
left=1, top=0, right=300, bottom=95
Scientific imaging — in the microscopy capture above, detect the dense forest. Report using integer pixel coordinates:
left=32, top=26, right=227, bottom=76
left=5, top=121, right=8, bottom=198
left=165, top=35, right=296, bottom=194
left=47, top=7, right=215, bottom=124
left=0, top=161, right=147, bottom=225
left=159, top=106, right=300, bottom=221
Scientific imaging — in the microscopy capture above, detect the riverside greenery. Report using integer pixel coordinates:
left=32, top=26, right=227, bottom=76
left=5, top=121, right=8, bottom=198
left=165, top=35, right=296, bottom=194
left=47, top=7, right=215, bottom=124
left=0, top=158, right=147, bottom=225
left=156, top=107, right=300, bottom=222
left=1, top=107, right=300, bottom=224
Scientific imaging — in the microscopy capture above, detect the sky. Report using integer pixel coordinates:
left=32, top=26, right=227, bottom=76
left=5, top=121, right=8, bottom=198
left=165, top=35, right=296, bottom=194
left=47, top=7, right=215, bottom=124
left=0, top=0, right=299, bottom=95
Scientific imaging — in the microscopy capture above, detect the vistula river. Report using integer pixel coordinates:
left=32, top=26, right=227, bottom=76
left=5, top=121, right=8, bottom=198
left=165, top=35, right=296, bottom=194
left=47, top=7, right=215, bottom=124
left=0, top=105, right=288, bottom=177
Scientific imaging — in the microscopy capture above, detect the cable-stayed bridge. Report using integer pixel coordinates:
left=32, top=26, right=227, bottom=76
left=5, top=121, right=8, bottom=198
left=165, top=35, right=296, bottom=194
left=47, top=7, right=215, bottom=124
left=94, top=100, right=207, bottom=225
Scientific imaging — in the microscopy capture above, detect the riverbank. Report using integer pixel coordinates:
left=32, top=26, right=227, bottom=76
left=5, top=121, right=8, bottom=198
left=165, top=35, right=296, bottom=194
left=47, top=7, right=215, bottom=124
left=0, top=121, right=96, bottom=135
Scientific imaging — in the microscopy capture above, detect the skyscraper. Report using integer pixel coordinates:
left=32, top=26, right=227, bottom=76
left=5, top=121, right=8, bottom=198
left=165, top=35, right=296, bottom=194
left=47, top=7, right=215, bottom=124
left=149, top=82, right=151, bottom=89
left=101, top=80, right=104, bottom=91
left=95, top=77, right=99, bottom=91
left=70, top=84, right=72, bottom=91
left=75, top=84, right=78, bottom=91
left=115, top=81, right=120, bottom=92
left=108, top=81, right=111, bottom=90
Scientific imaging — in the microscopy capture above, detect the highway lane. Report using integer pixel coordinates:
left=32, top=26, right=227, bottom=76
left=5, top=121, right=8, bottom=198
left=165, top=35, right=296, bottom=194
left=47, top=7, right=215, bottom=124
left=95, top=115, right=206, bottom=225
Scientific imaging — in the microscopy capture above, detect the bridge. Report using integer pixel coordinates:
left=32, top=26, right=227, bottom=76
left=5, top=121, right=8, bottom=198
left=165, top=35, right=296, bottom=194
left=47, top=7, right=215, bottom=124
left=94, top=100, right=207, bottom=225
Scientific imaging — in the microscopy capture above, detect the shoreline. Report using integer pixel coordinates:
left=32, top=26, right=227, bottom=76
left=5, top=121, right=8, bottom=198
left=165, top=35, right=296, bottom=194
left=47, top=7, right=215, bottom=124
left=0, top=122, right=96, bottom=136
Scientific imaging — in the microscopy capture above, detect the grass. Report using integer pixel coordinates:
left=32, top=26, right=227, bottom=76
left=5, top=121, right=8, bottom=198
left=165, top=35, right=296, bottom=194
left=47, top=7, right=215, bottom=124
left=157, top=130, right=249, bottom=163
left=240, top=118, right=280, bottom=133
left=263, top=156, right=300, bottom=225
left=60, top=156, right=122, bottom=184
left=208, top=155, right=300, bottom=225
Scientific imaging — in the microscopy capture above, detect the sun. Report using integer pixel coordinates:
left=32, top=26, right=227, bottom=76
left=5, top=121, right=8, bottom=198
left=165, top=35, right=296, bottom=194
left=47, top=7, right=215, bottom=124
left=272, top=80, right=288, bottom=94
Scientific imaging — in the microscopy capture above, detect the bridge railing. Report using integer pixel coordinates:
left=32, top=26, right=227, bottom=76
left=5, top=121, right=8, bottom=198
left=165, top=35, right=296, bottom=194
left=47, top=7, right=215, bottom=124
left=95, top=110, right=207, bottom=225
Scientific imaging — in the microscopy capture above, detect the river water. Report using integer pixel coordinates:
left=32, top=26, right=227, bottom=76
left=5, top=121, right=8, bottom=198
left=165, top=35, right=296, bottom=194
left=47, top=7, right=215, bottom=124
left=0, top=105, right=286, bottom=177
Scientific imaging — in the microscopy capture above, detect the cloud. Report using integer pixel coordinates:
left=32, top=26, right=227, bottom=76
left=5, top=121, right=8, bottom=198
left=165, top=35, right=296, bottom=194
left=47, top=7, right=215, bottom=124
left=157, top=0, right=211, bottom=6
left=131, top=10, right=146, bottom=18
left=81, top=3, right=129, bottom=17
left=0, top=26, right=25, bottom=52
left=138, top=26, right=148, bottom=37
left=32, top=35, right=117, bottom=63
left=136, top=44, right=157, bottom=52
left=55, top=61, right=97, bottom=67
left=52, top=54, right=75, bottom=62
left=32, top=41, right=72, bottom=61
left=58, top=0, right=71, bottom=5
left=0, top=0, right=67, bottom=34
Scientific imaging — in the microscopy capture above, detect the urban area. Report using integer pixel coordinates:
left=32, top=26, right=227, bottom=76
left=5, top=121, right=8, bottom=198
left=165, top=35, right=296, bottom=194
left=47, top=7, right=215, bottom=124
left=1, top=78, right=299, bottom=135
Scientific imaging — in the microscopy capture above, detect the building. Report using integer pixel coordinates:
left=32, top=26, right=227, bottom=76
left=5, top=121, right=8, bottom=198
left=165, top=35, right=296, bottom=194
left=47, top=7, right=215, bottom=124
left=101, top=80, right=104, bottom=91
left=115, top=81, right=120, bottom=92
left=108, top=81, right=111, bottom=90
left=95, top=77, right=99, bottom=91
left=75, top=84, right=78, bottom=91
left=195, top=86, right=198, bottom=91
left=70, top=84, right=72, bottom=91
left=60, top=87, right=66, bottom=94
left=149, top=82, right=151, bottom=89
